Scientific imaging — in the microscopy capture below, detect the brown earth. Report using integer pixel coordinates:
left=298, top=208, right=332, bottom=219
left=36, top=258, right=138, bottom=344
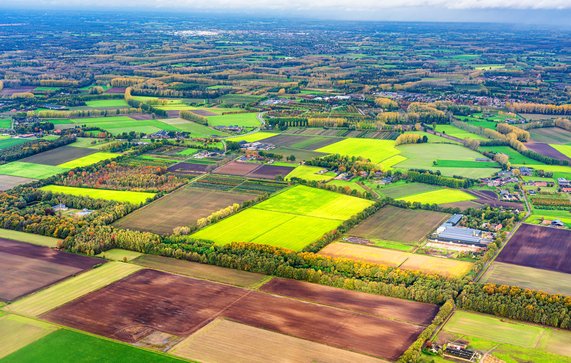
left=527, top=142, right=571, bottom=162
left=496, top=223, right=571, bottom=273
left=0, top=175, right=34, bottom=191
left=166, top=162, right=212, bottom=174
left=213, top=161, right=261, bottom=176
left=245, top=165, right=295, bottom=179
left=20, top=146, right=97, bottom=166
left=191, top=109, right=217, bottom=117
left=0, top=238, right=103, bottom=301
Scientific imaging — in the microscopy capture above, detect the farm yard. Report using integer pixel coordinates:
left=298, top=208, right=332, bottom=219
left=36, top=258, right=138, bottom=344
left=191, top=185, right=373, bottom=250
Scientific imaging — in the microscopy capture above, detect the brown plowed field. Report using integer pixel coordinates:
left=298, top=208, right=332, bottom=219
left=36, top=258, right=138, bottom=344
left=245, top=165, right=295, bottom=179
left=45, top=269, right=434, bottom=360
left=20, top=146, right=97, bottom=166
left=167, top=162, right=211, bottom=174
left=527, top=142, right=571, bottom=162
left=0, top=238, right=103, bottom=301
left=260, top=278, right=438, bottom=325
left=0, top=175, right=34, bottom=191
left=213, top=161, right=260, bottom=176
left=496, top=223, right=571, bottom=273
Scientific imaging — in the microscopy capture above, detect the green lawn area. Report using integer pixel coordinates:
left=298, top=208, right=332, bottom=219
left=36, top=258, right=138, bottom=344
left=206, top=112, right=261, bottom=127
left=397, top=188, right=476, bottom=204
left=5, top=262, right=142, bottom=317
left=371, top=181, right=443, bottom=199
left=57, top=152, right=120, bottom=168
left=226, top=131, right=276, bottom=143
left=85, top=99, right=129, bottom=108
left=285, top=165, right=336, bottom=182
left=0, top=138, right=35, bottom=150
left=316, top=138, right=400, bottom=163
left=479, top=146, right=543, bottom=165
left=0, top=119, right=11, bottom=129
left=456, top=115, right=498, bottom=129
left=371, top=239, right=416, bottom=252
left=0, top=228, right=59, bottom=247
left=0, top=162, right=68, bottom=179
left=177, top=147, right=198, bottom=156
left=0, top=314, right=57, bottom=359
left=1, top=329, right=184, bottom=363
left=96, top=248, right=143, bottom=262
left=526, top=208, right=571, bottom=228
left=192, top=186, right=373, bottom=251
left=435, top=125, right=487, bottom=140
left=70, top=137, right=112, bottom=149
left=41, top=185, right=156, bottom=204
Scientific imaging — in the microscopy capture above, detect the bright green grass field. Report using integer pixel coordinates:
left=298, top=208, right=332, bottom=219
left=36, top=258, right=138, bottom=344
left=435, top=125, right=487, bottom=140
left=316, top=138, right=400, bottom=163
left=285, top=165, right=336, bottom=182
left=372, top=181, right=442, bottom=199
left=0, top=162, right=68, bottom=179
left=5, top=262, right=142, bottom=317
left=1, top=329, right=184, bottom=363
left=0, top=314, right=57, bottom=359
left=192, top=186, right=373, bottom=251
left=0, top=119, right=11, bottom=128
left=96, top=248, right=143, bottom=262
left=206, top=112, right=261, bottom=127
left=0, top=228, right=59, bottom=247
left=58, top=152, right=120, bottom=168
left=226, top=131, right=276, bottom=143
left=159, top=118, right=228, bottom=137
left=70, top=137, right=112, bottom=149
left=85, top=99, right=129, bottom=108
left=479, top=146, right=543, bottom=165
left=407, top=131, right=460, bottom=144
left=551, top=144, right=571, bottom=158
left=0, top=138, right=34, bottom=150
left=397, top=188, right=476, bottom=205
left=71, top=116, right=180, bottom=135
left=327, top=179, right=367, bottom=193
left=526, top=208, right=571, bottom=228
left=177, top=147, right=198, bottom=156
left=379, top=155, right=407, bottom=170
left=435, top=160, right=499, bottom=168
left=41, top=185, right=156, bottom=204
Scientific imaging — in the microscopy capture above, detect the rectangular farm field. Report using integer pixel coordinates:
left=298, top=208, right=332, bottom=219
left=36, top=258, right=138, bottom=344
left=41, top=185, right=156, bottom=205
left=20, top=146, right=97, bottom=166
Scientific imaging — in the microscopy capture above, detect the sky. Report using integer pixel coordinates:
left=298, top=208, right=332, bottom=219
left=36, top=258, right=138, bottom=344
left=4, top=0, right=571, bottom=25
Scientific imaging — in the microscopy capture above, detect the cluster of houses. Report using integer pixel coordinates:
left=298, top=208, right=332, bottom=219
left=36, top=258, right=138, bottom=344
left=53, top=204, right=93, bottom=218
left=239, top=141, right=275, bottom=151
left=423, top=340, right=480, bottom=362
left=431, top=214, right=491, bottom=247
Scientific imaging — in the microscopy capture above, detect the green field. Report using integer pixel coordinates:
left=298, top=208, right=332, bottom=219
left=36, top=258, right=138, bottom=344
left=370, top=181, right=442, bottom=199
left=1, top=329, right=184, bottom=363
left=285, top=165, right=336, bottom=181
left=96, top=248, right=143, bottom=262
left=526, top=208, right=571, bottom=228
left=160, top=118, right=227, bottom=137
left=85, top=99, right=129, bottom=108
left=206, top=112, right=261, bottom=127
left=0, top=162, right=68, bottom=179
left=0, top=138, right=33, bottom=150
left=41, top=185, right=156, bottom=204
left=438, top=311, right=571, bottom=362
left=407, top=131, right=460, bottom=144
left=0, top=119, right=11, bottom=129
left=327, top=179, right=367, bottom=193
left=397, top=188, right=476, bottom=204
left=70, top=116, right=180, bottom=135
left=552, top=144, right=571, bottom=158
left=192, top=186, right=373, bottom=251
left=316, top=138, right=400, bottom=163
left=177, top=147, right=198, bottom=156
left=479, top=146, right=543, bottom=165
left=57, top=152, right=120, bottom=168
left=0, top=314, right=57, bottom=359
left=379, top=155, right=407, bottom=170
left=434, top=125, right=487, bottom=140
left=0, top=228, right=60, bottom=247
left=226, top=131, right=276, bottom=143
left=70, top=137, right=112, bottom=149
left=5, top=262, right=142, bottom=317
left=434, top=160, right=499, bottom=168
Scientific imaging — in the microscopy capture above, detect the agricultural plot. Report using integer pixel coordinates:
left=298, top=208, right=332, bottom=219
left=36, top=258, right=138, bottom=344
left=263, top=133, right=342, bottom=150
left=160, top=118, right=227, bottom=137
left=0, top=161, right=68, bottom=179
left=434, top=125, right=487, bottom=140
left=526, top=208, right=571, bottom=228
left=316, top=138, right=400, bottom=163
left=496, top=223, right=571, bottom=274
left=285, top=165, right=336, bottom=181
left=170, top=319, right=386, bottom=363
left=226, top=131, right=276, bottom=143
left=527, top=142, right=571, bottom=162
left=20, top=145, right=97, bottom=165
left=320, top=242, right=473, bottom=278
left=0, top=137, right=34, bottom=150
left=70, top=116, right=179, bottom=135
left=481, top=262, right=571, bottom=296
left=207, top=112, right=260, bottom=127
left=70, top=137, right=113, bottom=149
left=0, top=175, right=34, bottom=190
left=347, top=205, right=449, bottom=244
left=5, top=262, right=142, bottom=317
left=479, top=145, right=543, bottom=165
left=326, top=179, right=367, bottom=193
left=96, top=249, right=142, bottom=262
left=57, top=151, right=120, bottom=168
left=113, top=185, right=257, bottom=234
left=0, top=314, right=57, bottom=359
left=0, top=228, right=59, bottom=247
left=373, top=181, right=442, bottom=199
left=133, top=254, right=266, bottom=288
left=192, top=186, right=373, bottom=250
left=246, top=164, right=295, bottom=179
left=85, top=99, right=129, bottom=108
left=530, top=127, right=571, bottom=144
left=213, top=160, right=261, bottom=176
left=166, top=162, right=211, bottom=174
left=0, top=238, right=103, bottom=301
left=41, top=185, right=156, bottom=204
left=271, top=146, right=327, bottom=161
left=45, top=269, right=431, bottom=361
left=436, top=311, right=571, bottom=362
left=397, top=188, right=476, bottom=205
left=552, top=144, right=571, bottom=158
left=2, top=329, right=184, bottom=363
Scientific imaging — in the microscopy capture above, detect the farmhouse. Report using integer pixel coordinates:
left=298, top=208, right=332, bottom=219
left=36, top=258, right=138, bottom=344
left=432, top=214, right=490, bottom=247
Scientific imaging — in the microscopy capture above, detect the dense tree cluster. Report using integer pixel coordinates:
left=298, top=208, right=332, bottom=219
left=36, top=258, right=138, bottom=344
left=305, top=154, right=380, bottom=174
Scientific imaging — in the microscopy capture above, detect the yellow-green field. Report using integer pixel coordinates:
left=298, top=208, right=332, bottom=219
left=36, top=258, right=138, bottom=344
left=397, top=188, right=476, bottom=204
left=226, top=132, right=276, bottom=143
left=0, top=314, right=57, bottom=359
left=41, top=185, right=156, bottom=204
left=0, top=229, right=60, bottom=247
left=285, top=165, right=336, bottom=181
left=96, top=249, right=143, bottom=262
left=316, top=138, right=400, bottom=163
left=57, top=152, right=120, bottom=168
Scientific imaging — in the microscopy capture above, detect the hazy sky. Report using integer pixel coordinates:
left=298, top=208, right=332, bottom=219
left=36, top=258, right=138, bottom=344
left=4, top=0, right=571, bottom=25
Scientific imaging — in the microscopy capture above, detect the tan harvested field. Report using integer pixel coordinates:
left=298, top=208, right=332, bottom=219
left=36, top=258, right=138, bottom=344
left=348, top=205, right=449, bottom=243
left=213, top=161, right=260, bottom=176
left=113, top=186, right=257, bottom=234
left=481, top=262, right=571, bottom=296
left=0, top=175, right=34, bottom=191
left=133, top=254, right=266, bottom=288
left=45, top=269, right=430, bottom=360
left=170, top=318, right=388, bottom=363
left=320, top=242, right=473, bottom=278
left=260, top=278, right=438, bottom=325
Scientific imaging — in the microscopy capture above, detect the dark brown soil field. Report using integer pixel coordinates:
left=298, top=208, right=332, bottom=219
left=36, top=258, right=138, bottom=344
left=0, top=86, right=34, bottom=96
left=260, top=278, right=438, bottom=325
left=45, top=269, right=426, bottom=360
left=191, top=109, right=217, bottom=117
left=245, top=165, right=295, bottom=179
left=527, top=142, right=571, bottom=162
left=43, top=269, right=248, bottom=341
left=129, top=113, right=153, bottom=120
left=113, top=186, right=256, bottom=234
left=349, top=205, right=449, bottom=243
left=0, top=175, right=34, bottom=191
left=263, top=134, right=341, bottom=150
left=167, top=162, right=211, bottom=174
left=105, top=87, right=126, bottom=94
left=466, top=190, right=523, bottom=209
left=496, top=223, right=571, bottom=274
left=213, top=161, right=260, bottom=176
left=0, top=238, right=103, bottom=301
left=166, top=110, right=180, bottom=118
left=20, top=146, right=97, bottom=166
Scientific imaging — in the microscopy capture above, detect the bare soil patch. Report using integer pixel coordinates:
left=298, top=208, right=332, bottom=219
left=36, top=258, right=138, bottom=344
left=213, top=161, right=261, bottom=176
left=20, top=146, right=97, bottom=166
